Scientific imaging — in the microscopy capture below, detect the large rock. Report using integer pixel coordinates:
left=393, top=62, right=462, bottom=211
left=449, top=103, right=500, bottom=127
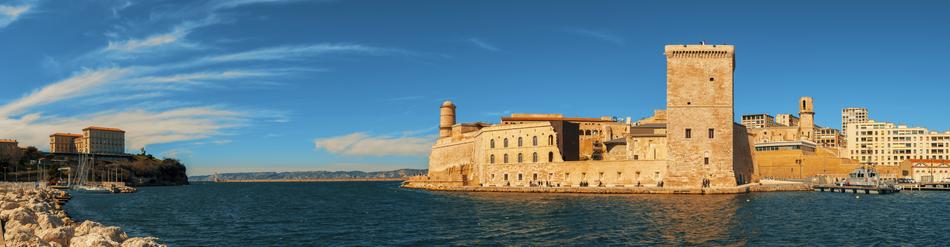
left=70, top=234, right=120, bottom=247
left=121, top=237, right=167, bottom=247
left=37, top=226, right=75, bottom=247
left=36, top=212, right=65, bottom=229
left=91, top=226, right=129, bottom=243
left=75, top=221, right=106, bottom=236
left=2, top=207, right=37, bottom=226
left=3, top=224, right=53, bottom=247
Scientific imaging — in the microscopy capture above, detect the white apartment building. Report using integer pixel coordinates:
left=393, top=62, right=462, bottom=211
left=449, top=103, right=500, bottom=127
left=841, top=107, right=868, bottom=137
left=847, top=120, right=950, bottom=166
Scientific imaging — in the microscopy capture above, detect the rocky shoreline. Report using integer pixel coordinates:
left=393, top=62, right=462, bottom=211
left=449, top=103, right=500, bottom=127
left=0, top=184, right=164, bottom=247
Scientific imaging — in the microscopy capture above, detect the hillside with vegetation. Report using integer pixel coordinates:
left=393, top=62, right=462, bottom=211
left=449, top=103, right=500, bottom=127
left=0, top=147, right=188, bottom=186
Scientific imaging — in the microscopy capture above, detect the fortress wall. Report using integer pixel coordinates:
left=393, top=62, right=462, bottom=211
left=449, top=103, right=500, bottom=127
left=732, top=124, right=755, bottom=184
left=628, top=136, right=668, bottom=161
left=752, top=149, right=862, bottom=180
left=480, top=160, right=669, bottom=188
left=427, top=139, right=476, bottom=182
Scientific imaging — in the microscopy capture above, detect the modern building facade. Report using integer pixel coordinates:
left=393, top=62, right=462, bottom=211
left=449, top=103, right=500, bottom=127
left=841, top=107, right=869, bottom=138
left=846, top=120, right=950, bottom=166
left=741, top=114, right=777, bottom=129
left=815, top=127, right=844, bottom=148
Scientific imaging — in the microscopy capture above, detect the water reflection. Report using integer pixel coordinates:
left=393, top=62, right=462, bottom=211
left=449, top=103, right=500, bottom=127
left=450, top=192, right=747, bottom=245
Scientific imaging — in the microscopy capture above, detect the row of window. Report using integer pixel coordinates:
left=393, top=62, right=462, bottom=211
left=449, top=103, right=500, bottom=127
left=490, top=152, right=555, bottom=164
left=490, top=135, right=555, bottom=148
left=684, top=128, right=715, bottom=139
left=490, top=171, right=662, bottom=181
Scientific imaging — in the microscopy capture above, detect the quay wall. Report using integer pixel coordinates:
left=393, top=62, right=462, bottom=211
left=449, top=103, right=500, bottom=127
left=402, top=181, right=811, bottom=194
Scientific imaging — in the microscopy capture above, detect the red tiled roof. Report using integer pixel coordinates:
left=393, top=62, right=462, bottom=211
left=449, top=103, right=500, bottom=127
left=83, top=126, right=125, bottom=132
left=50, top=133, right=83, bottom=137
left=906, top=159, right=950, bottom=164
left=501, top=116, right=615, bottom=123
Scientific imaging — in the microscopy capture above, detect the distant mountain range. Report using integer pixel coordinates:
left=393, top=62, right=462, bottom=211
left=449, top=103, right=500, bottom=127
left=189, top=169, right=427, bottom=181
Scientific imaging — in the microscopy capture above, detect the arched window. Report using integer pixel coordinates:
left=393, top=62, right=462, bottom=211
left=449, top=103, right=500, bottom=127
left=548, top=152, right=554, bottom=162
left=490, top=154, right=495, bottom=164
left=518, top=137, right=523, bottom=147
left=504, top=154, right=509, bottom=163
left=532, top=152, right=538, bottom=162
left=548, top=135, right=554, bottom=145
left=504, top=138, right=509, bottom=148
left=490, top=139, right=495, bottom=149
left=585, top=130, right=591, bottom=135
left=517, top=153, right=523, bottom=163
left=802, top=100, right=806, bottom=108
left=532, top=136, right=538, bottom=146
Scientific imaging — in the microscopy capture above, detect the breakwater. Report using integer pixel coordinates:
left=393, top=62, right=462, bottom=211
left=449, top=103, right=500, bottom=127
left=0, top=184, right=164, bottom=247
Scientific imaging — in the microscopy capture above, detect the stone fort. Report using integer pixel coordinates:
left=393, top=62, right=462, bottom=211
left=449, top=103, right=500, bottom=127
left=408, top=44, right=756, bottom=190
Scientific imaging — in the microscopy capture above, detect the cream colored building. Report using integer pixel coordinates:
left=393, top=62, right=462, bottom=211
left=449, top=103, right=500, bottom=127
left=51, top=126, right=127, bottom=154
left=775, top=114, right=799, bottom=127
left=899, top=159, right=950, bottom=183
left=412, top=44, right=754, bottom=190
left=50, top=133, right=83, bottom=153
left=841, top=107, right=868, bottom=138
left=741, top=114, right=777, bottom=129
left=815, top=127, right=844, bottom=148
left=846, top=120, right=950, bottom=166
left=500, top=114, right=628, bottom=161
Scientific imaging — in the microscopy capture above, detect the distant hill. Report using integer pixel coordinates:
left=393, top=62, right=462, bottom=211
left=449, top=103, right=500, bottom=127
left=189, top=168, right=427, bottom=181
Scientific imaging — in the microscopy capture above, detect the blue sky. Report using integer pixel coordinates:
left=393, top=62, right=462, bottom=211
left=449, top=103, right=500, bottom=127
left=1, top=0, right=948, bottom=175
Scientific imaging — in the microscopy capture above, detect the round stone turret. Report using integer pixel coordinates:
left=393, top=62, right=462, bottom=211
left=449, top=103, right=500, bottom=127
left=439, top=101, right=456, bottom=138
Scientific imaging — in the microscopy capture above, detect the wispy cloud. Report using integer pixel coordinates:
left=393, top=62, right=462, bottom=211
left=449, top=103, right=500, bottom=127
left=132, top=69, right=279, bottom=88
left=0, top=4, right=31, bottom=29
left=100, top=17, right=219, bottom=57
left=196, top=43, right=404, bottom=64
left=314, top=132, right=435, bottom=157
left=81, top=92, right=167, bottom=106
left=467, top=38, right=500, bottom=52
left=483, top=110, right=512, bottom=117
left=0, top=67, right=136, bottom=117
left=563, top=28, right=625, bottom=45
left=210, top=0, right=316, bottom=10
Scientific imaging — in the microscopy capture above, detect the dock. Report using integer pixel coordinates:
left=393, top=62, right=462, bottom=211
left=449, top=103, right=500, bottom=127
left=813, top=185, right=900, bottom=194
left=903, top=182, right=950, bottom=191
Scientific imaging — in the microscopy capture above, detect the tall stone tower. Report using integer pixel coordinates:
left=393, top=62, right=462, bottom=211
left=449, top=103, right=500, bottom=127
left=799, top=97, right=815, bottom=141
left=664, top=44, right=738, bottom=188
left=439, top=101, right=456, bottom=138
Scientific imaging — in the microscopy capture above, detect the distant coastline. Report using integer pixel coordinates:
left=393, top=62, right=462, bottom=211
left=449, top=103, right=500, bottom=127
left=189, top=168, right=426, bottom=182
